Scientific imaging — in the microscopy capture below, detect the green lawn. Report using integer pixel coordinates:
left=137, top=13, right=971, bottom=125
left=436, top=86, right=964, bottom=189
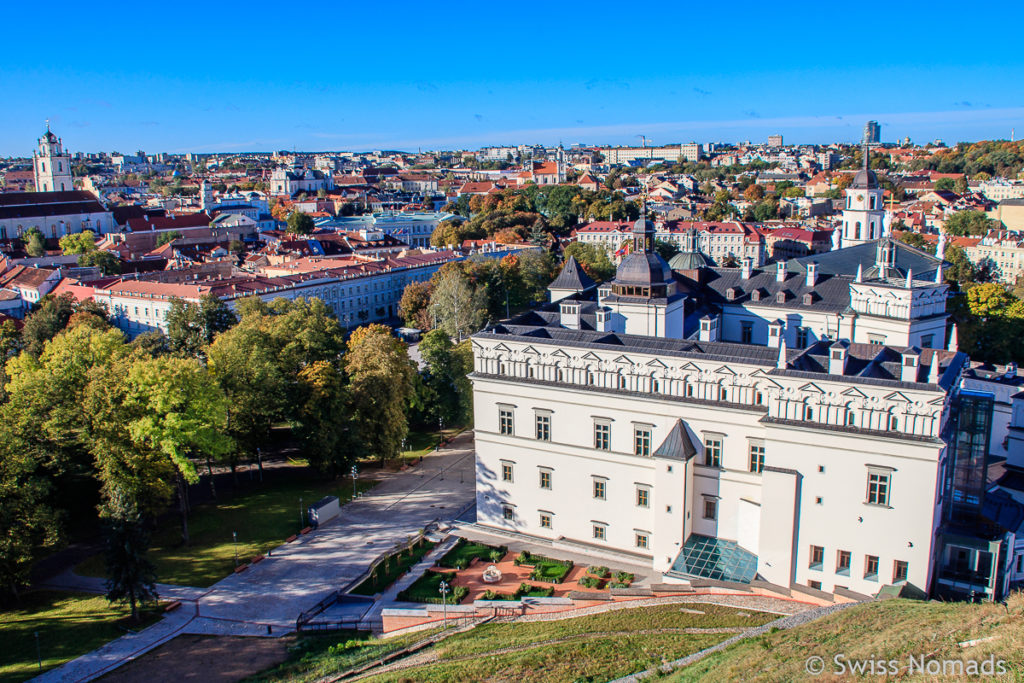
left=435, top=539, right=506, bottom=569
left=397, top=570, right=467, bottom=604
left=527, top=559, right=573, bottom=584
left=0, top=591, right=162, bottom=683
left=350, top=538, right=437, bottom=596
left=77, top=476, right=377, bottom=588
left=668, top=594, right=1024, bottom=682
left=398, top=427, right=466, bottom=460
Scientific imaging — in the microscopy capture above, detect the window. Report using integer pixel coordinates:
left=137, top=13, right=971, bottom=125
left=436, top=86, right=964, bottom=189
left=1017, top=554, right=1023, bottom=573
left=499, top=407, right=514, bottom=435
left=593, top=524, right=607, bottom=541
left=847, top=409, right=856, bottom=426
left=741, top=321, right=753, bottom=344
left=864, top=555, right=879, bottom=579
left=893, top=560, right=909, bottom=583
left=702, top=497, right=718, bottom=520
left=636, top=486, right=650, bottom=508
left=809, top=580, right=822, bottom=590
left=749, top=442, right=764, bottom=473
left=635, top=532, right=650, bottom=549
left=867, top=469, right=891, bottom=506
left=540, top=512, right=552, bottom=529
left=836, top=550, right=851, bottom=575
left=539, top=469, right=551, bottom=490
left=868, top=333, right=886, bottom=345
left=704, top=437, right=722, bottom=468
left=922, top=334, right=935, bottom=348
left=887, top=413, right=898, bottom=431
left=502, top=505, right=514, bottom=521
left=535, top=412, right=551, bottom=441
left=619, top=374, right=627, bottom=389
left=796, top=327, right=809, bottom=349
left=594, top=422, right=610, bottom=451
left=501, top=462, right=514, bottom=482
left=634, top=425, right=652, bottom=456
left=810, top=545, right=824, bottom=569
left=815, top=496, right=823, bottom=505
left=593, top=478, right=607, bottom=500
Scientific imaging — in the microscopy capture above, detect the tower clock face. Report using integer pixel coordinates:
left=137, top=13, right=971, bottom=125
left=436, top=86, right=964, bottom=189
left=857, top=194, right=864, bottom=202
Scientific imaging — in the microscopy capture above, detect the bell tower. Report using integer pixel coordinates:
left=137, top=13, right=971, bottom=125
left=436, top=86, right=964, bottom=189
left=33, top=122, right=74, bottom=193
left=840, top=144, right=884, bottom=247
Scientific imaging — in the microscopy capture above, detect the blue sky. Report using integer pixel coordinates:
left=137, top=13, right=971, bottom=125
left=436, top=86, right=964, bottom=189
left=3, top=0, right=1022, bottom=155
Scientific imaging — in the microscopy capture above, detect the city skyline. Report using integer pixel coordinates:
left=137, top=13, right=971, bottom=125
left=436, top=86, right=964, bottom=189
left=3, top=0, right=1023, bottom=155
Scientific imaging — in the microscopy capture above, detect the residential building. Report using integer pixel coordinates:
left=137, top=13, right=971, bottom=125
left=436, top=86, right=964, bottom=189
left=318, top=211, right=454, bottom=249
left=965, top=230, right=1024, bottom=284
left=767, top=134, right=784, bottom=147
left=978, top=179, right=1024, bottom=202
left=864, top=120, right=881, bottom=144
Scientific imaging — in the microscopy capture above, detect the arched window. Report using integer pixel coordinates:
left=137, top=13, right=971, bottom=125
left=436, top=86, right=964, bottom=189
left=846, top=404, right=856, bottom=426
left=587, top=371, right=594, bottom=385
left=41, top=162, right=46, bottom=173
left=804, top=402, right=814, bottom=421
left=870, top=196, right=876, bottom=209
left=686, top=383, right=694, bottom=397
left=652, top=376, right=660, bottom=393
left=619, top=373, right=628, bottom=390
left=887, top=411, right=898, bottom=431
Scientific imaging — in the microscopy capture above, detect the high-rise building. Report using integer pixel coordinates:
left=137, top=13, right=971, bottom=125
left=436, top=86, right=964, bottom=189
left=864, top=120, right=881, bottom=144
left=767, top=134, right=784, bottom=147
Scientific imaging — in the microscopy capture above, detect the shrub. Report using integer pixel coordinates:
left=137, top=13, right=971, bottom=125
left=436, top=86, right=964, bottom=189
left=615, top=571, right=634, bottom=584
left=514, top=550, right=531, bottom=566
left=609, top=582, right=629, bottom=589
left=588, top=566, right=610, bottom=578
left=579, top=576, right=605, bottom=589
left=489, top=549, right=505, bottom=563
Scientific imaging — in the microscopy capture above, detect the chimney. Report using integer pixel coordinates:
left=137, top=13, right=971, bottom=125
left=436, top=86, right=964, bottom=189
left=901, top=348, right=921, bottom=382
left=595, top=307, right=611, bottom=332
left=776, top=260, right=787, bottom=282
left=741, top=257, right=753, bottom=279
left=805, top=261, right=818, bottom=288
left=698, top=315, right=719, bottom=342
left=767, top=319, right=784, bottom=348
left=776, top=334, right=788, bottom=370
left=828, top=341, right=849, bottom=375
left=928, top=350, right=941, bottom=384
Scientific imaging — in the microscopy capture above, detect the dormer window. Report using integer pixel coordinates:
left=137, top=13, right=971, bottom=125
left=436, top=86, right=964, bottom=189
left=802, top=293, right=815, bottom=306
left=726, top=287, right=741, bottom=301
left=776, top=291, right=788, bottom=304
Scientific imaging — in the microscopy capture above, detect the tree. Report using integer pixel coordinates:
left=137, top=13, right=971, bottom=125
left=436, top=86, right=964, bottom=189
left=896, top=231, right=928, bottom=250
left=944, top=244, right=977, bottom=285
left=430, top=268, right=486, bottom=341
left=286, top=211, right=315, bottom=235
left=155, top=231, right=183, bottom=247
left=165, top=295, right=238, bottom=358
left=420, top=330, right=474, bottom=428
left=563, top=241, right=616, bottom=282
left=655, top=239, right=680, bottom=262
left=949, top=283, right=1024, bottom=363
left=943, top=210, right=994, bottom=237
left=399, top=280, right=432, bottom=330
left=123, top=357, right=233, bottom=544
left=954, top=177, right=969, bottom=194
left=102, top=491, right=158, bottom=622
left=59, top=230, right=97, bottom=255
left=345, top=325, right=414, bottom=463
left=296, top=361, right=352, bottom=475
left=22, top=227, right=46, bottom=257
left=0, top=434, right=58, bottom=599
left=934, top=178, right=956, bottom=192
left=78, top=249, right=122, bottom=275
left=743, top=184, right=765, bottom=202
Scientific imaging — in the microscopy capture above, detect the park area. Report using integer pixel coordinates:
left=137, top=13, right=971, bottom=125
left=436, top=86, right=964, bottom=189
left=0, top=591, right=163, bottom=683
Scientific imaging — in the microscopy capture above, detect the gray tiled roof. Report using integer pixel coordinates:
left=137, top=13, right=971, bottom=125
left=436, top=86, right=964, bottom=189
left=548, top=255, right=596, bottom=291
left=784, top=239, right=946, bottom=280
left=700, top=268, right=852, bottom=313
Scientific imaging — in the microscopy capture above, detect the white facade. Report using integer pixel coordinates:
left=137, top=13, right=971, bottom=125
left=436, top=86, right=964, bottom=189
left=33, top=127, right=73, bottom=193
left=472, top=331, right=958, bottom=596
left=841, top=177, right=885, bottom=247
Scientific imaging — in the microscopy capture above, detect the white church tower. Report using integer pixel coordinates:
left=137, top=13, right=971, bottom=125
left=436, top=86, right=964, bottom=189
left=840, top=145, right=884, bottom=247
left=33, top=123, right=74, bottom=193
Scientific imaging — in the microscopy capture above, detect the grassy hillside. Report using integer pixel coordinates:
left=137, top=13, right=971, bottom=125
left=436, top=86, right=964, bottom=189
left=670, top=593, right=1024, bottom=682
left=360, top=603, right=774, bottom=683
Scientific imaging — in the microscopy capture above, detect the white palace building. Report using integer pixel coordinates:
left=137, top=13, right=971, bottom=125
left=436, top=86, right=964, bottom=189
left=470, top=165, right=1021, bottom=602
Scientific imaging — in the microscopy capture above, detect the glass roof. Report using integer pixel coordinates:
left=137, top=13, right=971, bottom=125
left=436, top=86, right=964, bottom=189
left=671, top=534, right=758, bottom=583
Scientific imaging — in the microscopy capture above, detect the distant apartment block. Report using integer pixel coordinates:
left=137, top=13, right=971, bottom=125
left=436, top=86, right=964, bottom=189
left=602, top=143, right=703, bottom=165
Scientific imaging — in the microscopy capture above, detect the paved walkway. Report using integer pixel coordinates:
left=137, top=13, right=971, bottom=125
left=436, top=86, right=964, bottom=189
left=33, top=436, right=477, bottom=683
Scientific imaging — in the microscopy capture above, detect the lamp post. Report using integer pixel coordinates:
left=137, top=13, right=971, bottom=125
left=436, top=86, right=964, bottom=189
left=439, top=580, right=449, bottom=629
left=350, top=464, right=358, bottom=501
left=299, top=497, right=304, bottom=531
left=232, top=531, right=239, bottom=568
